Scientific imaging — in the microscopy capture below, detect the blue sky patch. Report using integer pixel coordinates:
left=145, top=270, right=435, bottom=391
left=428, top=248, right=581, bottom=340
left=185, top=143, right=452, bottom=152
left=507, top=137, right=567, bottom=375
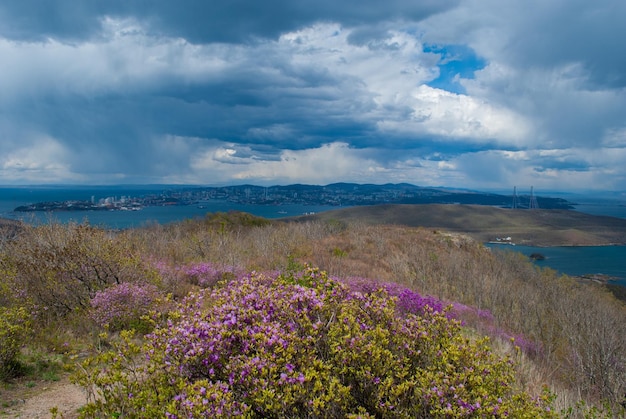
left=423, top=44, right=486, bottom=94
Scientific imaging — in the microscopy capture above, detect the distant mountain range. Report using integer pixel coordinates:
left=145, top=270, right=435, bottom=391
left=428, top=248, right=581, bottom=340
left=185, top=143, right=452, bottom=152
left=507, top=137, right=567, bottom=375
left=11, top=182, right=575, bottom=211
left=185, top=182, right=574, bottom=209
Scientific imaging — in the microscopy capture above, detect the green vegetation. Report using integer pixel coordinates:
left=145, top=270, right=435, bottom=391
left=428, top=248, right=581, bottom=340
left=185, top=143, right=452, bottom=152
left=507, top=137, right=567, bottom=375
left=73, top=268, right=555, bottom=418
left=0, top=210, right=624, bottom=417
left=0, top=305, right=31, bottom=380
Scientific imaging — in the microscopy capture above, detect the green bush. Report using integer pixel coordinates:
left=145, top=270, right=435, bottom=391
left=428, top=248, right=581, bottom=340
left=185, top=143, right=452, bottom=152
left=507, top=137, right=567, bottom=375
left=74, top=268, right=556, bottom=418
left=89, top=282, right=162, bottom=333
left=0, top=305, right=31, bottom=380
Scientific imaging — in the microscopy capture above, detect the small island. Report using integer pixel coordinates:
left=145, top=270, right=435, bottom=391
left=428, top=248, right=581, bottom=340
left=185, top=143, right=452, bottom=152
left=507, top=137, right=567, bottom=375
left=14, top=200, right=143, bottom=212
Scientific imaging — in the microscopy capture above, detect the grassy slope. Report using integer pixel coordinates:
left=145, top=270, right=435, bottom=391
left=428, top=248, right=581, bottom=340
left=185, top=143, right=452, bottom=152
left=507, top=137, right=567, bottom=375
left=1, top=212, right=625, bottom=416
left=295, top=204, right=626, bottom=246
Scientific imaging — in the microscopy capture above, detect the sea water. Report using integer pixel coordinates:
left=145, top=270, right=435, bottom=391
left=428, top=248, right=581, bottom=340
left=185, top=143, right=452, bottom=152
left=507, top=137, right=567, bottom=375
left=490, top=198, right=626, bottom=285
left=0, top=186, right=338, bottom=229
left=486, top=244, right=626, bottom=287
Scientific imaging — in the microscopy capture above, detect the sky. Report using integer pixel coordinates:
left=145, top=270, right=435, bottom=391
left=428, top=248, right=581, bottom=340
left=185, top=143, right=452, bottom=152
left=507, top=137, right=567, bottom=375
left=1, top=1, right=625, bottom=191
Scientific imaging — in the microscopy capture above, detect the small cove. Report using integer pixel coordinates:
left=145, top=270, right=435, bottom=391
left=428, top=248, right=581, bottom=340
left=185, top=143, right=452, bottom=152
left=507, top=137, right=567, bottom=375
left=486, top=243, right=626, bottom=287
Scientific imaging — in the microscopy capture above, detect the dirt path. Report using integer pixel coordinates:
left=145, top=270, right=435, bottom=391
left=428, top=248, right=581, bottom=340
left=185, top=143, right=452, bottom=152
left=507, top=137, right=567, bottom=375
left=0, top=377, right=85, bottom=419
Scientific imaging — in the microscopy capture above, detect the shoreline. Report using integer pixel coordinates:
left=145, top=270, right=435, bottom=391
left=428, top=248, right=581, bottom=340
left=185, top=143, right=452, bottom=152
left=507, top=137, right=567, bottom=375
left=573, top=273, right=621, bottom=285
left=487, top=241, right=626, bottom=248
left=484, top=242, right=626, bottom=287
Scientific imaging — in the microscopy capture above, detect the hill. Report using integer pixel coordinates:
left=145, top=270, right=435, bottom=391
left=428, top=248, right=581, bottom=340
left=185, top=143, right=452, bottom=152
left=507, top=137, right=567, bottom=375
left=1, top=213, right=625, bottom=417
left=292, top=204, right=626, bottom=246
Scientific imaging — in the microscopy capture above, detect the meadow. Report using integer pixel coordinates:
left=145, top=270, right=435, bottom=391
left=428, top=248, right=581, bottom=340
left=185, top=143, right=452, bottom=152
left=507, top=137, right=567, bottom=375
left=0, top=211, right=625, bottom=417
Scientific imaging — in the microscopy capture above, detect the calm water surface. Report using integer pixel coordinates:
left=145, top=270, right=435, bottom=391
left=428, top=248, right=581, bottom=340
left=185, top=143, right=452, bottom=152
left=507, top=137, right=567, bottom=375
left=486, top=244, right=626, bottom=287
left=0, top=186, right=338, bottom=229
left=487, top=198, right=626, bottom=286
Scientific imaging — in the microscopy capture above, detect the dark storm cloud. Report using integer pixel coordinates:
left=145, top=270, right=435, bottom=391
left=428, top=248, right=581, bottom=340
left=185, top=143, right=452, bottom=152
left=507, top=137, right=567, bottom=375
left=1, top=0, right=625, bottom=189
left=421, top=0, right=626, bottom=89
left=3, top=53, right=379, bottom=181
left=0, top=1, right=102, bottom=41
left=0, top=0, right=459, bottom=42
left=501, top=0, right=626, bottom=89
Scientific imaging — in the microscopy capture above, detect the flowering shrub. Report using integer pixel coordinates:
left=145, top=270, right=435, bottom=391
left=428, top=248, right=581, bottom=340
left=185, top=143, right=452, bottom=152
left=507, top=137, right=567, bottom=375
left=342, top=276, right=447, bottom=317
left=3, top=223, right=160, bottom=319
left=89, top=282, right=161, bottom=332
left=452, top=302, right=543, bottom=357
left=182, top=262, right=244, bottom=288
left=152, top=260, right=246, bottom=293
left=0, top=305, right=31, bottom=380
left=75, top=267, right=556, bottom=418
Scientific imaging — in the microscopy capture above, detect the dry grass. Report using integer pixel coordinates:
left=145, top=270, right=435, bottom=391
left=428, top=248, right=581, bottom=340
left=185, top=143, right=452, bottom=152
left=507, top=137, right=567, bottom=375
left=296, top=204, right=626, bottom=246
left=126, top=213, right=626, bottom=414
left=1, top=211, right=625, bottom=416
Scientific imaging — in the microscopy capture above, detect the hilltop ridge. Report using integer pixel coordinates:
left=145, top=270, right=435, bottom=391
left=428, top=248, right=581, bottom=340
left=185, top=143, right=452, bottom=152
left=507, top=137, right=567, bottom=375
left=293, top=204, right=626, bottom=247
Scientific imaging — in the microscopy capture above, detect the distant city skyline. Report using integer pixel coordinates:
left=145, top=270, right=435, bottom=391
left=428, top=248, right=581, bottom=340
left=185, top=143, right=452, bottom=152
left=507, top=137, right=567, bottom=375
left=11, top=183, right=576, bottom=213
left=1, top=1, right=625, bottom=191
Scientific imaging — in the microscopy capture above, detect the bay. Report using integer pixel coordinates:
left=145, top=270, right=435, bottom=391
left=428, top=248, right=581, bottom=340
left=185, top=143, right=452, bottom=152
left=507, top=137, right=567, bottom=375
left=0, top=186, right=338, bottom=229
left=486, top=244, right=626, bottom=287
left=7, top=202, right=338, bottom=229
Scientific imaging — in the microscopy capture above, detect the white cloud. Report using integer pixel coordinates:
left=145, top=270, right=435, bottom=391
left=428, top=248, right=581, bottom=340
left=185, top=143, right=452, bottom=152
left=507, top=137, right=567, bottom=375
left=232, top=142, right=363, bottom=183
left=0, top=17, right=238, bottom=101
left=0, top=135, right=77, bottom=183
left=190, top=142, right=381, bottom=184
left=274, top=23, right=533, bottom=147
left=278, top=24, right=436, bottom=104
left=378, top=85, right=531, bottom=144
left=447, top=147, right=626, bottom=191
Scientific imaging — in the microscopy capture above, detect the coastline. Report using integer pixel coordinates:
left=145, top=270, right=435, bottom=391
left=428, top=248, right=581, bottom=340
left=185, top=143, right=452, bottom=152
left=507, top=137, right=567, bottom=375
left=487, top=240, right=626, bottom=248
left=3, top=198, right=626, bottom=288
left=484, top=242, right=626, bottom=288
